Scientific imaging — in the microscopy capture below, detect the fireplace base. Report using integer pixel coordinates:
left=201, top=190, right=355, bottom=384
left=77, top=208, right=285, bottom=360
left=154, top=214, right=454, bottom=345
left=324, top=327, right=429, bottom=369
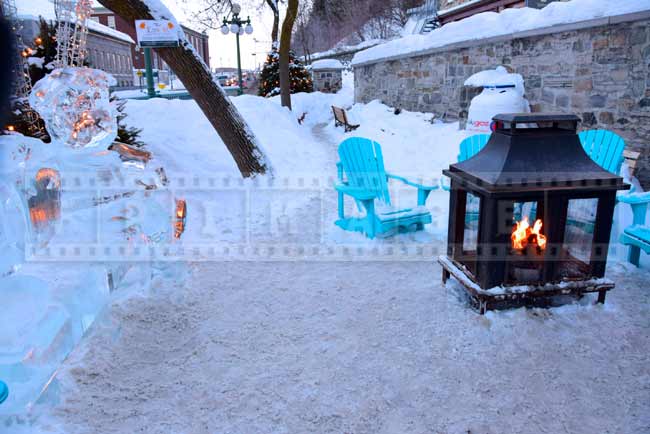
left=438, top=256, right=614, bottom=314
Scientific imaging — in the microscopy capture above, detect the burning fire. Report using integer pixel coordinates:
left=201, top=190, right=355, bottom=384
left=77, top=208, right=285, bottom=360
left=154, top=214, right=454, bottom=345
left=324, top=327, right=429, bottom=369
left=511, top=217, right=547, bottom=251
left=174, top=199, right=187, bottom=239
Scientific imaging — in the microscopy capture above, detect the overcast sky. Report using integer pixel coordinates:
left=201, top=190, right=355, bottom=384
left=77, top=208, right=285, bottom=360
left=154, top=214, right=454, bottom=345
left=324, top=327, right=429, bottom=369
left=19, top=0, right=278, bottom=70
left=166, top=0, right=280, bottom=70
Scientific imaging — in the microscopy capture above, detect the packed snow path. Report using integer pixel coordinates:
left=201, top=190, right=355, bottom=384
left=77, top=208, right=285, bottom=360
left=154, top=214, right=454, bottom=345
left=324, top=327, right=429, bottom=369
left=24, top=91, right=650, bottom=433
left=48, top=261, right=649, bottom=433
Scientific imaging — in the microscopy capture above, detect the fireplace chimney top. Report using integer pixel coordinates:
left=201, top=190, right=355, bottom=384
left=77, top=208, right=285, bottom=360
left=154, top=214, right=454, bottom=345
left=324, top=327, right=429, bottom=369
left=493, top=113, right=580, bottom=135
left=444, top=112, right=629, bottom=195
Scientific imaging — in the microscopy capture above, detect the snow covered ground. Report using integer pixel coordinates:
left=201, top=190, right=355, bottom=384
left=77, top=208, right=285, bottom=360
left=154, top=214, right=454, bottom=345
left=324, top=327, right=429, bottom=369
left=6, top=77, right=650, bottom=433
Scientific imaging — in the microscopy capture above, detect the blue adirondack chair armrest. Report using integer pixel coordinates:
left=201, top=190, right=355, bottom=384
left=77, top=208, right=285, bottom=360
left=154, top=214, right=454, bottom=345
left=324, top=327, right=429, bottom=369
left=385, top=173, right=439, bottom=190
left=334, top=182, right=378, bottom=200
left=386, top=172, right=438, bottom=206
left=0, top=381, right=8, bottom=404
left=618, top=191, right=650, bottom=225
left=336, top=161, right=344, bottom=182
left=617, top=191, right=650, bottom=205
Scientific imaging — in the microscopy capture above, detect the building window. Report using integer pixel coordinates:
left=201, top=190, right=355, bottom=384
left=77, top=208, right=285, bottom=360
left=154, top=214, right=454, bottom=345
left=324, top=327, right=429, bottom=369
left=107, top=15, right=116, bottom=29
left=90, top=16, right=100, bottom=23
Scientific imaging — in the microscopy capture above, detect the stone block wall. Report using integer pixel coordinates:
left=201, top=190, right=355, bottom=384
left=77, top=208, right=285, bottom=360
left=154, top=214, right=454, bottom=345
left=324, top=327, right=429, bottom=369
left=354, top=12, right=650, bottom=188
left=313, top=70, right=343, bottom=93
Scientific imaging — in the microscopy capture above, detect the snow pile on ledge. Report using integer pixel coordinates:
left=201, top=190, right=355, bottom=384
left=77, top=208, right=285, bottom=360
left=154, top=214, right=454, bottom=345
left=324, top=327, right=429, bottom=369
left=464, top=66, right=522, bottom=88
left=311, top=59, right=345, bottom=70
left=352, top=0, right=650, bottom=66
left=310, top=39, right=383, bottom=61
left=464, top=65, right=526, bottom=96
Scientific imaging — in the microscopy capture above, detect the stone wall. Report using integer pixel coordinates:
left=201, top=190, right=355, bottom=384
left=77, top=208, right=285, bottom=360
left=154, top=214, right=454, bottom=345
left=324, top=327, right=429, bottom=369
left=313, top=70, right=343, bottom=93
left=354, top=12, right=650, bottom=188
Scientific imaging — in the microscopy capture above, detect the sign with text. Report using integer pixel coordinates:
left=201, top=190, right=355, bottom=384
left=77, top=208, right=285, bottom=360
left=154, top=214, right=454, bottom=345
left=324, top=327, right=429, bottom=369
left=135, top=20, right=180, bottom=47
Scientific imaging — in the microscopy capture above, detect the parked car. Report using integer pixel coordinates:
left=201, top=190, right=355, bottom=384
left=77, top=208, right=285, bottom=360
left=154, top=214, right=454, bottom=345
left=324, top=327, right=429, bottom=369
left=215, top=74, right=230, bottom=86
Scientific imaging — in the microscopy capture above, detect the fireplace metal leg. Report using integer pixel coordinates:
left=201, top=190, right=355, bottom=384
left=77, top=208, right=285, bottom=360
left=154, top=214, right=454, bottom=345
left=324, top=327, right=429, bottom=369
left=442, top=269, right=450, bottom=285
left=597, top=289, right=607, bottom=304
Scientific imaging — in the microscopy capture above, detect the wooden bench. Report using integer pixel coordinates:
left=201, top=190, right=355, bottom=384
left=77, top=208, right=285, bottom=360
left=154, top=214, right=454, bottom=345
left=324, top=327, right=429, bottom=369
left=624, top=149, right=641, bottom=177
left=332, top=106, right=359, bottom=132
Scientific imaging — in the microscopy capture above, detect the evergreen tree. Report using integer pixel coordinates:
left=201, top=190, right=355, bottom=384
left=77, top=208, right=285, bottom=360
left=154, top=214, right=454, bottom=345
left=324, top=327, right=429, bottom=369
left=258, top=46, right=313, bottom=97
left=28, top=19, right=58, bottom=85
left=112, top=94, right=145, bottom=148
left=4, top=19, right=55, bottom=140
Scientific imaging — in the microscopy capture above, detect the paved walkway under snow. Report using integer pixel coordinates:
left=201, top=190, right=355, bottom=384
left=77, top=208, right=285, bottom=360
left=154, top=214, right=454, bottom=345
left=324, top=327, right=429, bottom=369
left=24, top=97, right=649, bottom=434
left=45, top=260, right=649, bottom=434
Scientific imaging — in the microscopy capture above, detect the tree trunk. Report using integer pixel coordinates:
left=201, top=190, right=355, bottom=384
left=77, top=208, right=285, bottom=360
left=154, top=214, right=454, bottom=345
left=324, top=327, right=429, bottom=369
left=279, top=0, right=298, bottom=110
left=265, top=0, right=280, bottom=44
left=96, top=0, right=271, bottom=178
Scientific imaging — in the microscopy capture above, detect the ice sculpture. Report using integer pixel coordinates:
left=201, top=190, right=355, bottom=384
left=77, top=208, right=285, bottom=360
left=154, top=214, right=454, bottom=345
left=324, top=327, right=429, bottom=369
left=29, top=67, right=117, bottom=149
left=0, top=66, right=185, bottom=417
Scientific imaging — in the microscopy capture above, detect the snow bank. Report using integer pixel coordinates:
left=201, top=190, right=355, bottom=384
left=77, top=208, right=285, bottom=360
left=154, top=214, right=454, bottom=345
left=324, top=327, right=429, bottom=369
left=311, top=59, right=345, bottom=71
left=352, top=0, right=650, bottom=66
left=322, top=99, right=466, bottom=179
left=123, top=95, right=328, bottom=177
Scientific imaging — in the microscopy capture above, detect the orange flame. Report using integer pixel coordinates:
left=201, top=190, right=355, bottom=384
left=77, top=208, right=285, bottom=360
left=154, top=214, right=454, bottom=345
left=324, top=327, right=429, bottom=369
left=36, top=168, right=61, bottom=188
left=511, top=217, right=547, bottom=251
left=29, top=208, right=48, bottom=227
left=174, top=199, right=187, bottom=239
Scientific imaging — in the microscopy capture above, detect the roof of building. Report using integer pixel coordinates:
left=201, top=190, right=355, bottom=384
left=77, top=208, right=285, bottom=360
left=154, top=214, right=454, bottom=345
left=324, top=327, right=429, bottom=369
left=17, top=0, right=134, bottom=44
left=311, top=59, right=344, bottom=70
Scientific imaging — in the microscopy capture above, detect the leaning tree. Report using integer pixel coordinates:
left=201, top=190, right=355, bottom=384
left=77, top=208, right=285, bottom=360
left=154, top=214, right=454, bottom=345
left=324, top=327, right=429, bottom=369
left=96, top=0, right=271, bottom=177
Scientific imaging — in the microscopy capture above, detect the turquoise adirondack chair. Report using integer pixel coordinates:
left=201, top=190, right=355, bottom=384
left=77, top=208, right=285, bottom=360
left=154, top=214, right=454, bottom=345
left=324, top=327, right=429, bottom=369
left=618, top=192, right=650, bottom=266
left=578, top=129, right=626, bottom=176
left=445, top=130, right=628, bottom=228
left=444, top=130, right=625, bottom=188
left=441, top=134, right=490, bottom=191
left=335, top=137, right=438, bottom=239
left=0, top=381, right=7, bottom=404
left=441, top=134, right=490, bottom=225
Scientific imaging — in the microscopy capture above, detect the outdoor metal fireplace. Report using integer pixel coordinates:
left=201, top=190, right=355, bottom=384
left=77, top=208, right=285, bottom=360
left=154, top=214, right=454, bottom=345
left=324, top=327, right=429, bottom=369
left=439, top=113, right=630, bottom=313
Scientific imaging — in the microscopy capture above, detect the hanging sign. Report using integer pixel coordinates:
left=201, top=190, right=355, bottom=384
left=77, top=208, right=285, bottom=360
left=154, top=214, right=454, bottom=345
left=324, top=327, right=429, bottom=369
left=135, top=20, right=180, bottom=47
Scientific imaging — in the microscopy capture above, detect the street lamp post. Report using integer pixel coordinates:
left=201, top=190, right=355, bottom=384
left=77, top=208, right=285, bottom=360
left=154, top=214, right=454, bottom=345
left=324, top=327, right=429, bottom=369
left=220, top=3, right=253, bottom=95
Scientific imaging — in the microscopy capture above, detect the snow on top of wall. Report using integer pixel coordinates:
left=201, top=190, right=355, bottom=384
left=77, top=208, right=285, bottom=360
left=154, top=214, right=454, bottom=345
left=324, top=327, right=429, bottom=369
left=17, top=0, right=134, bottom=44
left=352, top=0, right=650, bottom=66
left=311, top=59, right=345, bottom=70
left=310, top=39, right=383, bottom=61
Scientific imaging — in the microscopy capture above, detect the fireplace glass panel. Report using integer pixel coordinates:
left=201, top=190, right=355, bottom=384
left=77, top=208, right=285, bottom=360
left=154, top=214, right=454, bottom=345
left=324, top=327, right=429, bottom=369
left=558, top=198, right=597, bottom=279
left=513, top=201, right=538, bottom=222
left=507, top=201, right=544, bottom=284
left=462, top=192, right=480, bottom=254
